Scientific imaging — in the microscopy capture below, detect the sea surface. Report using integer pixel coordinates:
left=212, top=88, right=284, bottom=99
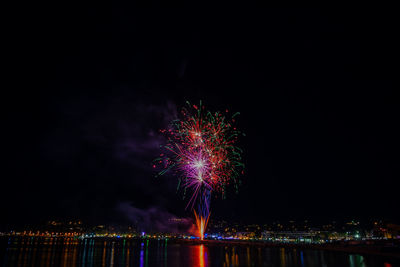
left=0, top=237, right=398, bottom=267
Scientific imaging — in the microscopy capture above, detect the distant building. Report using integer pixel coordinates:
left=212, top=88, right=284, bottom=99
left=262, top=231, right=317, bottom=242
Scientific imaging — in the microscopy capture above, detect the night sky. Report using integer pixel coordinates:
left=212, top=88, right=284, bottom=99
left=3, top=8, right=397, bottom=229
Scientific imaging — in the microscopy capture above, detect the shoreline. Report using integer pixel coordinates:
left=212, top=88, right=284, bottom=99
left=1, top=235, right=399, bottom=260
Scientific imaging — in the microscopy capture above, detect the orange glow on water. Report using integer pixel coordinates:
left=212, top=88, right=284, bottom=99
left=194, top=210, right=210, bottom=240
left=199, top=245, right=205, bottom=267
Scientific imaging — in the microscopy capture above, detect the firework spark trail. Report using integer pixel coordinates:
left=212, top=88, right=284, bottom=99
left=155, top=101, right=244, bottom=239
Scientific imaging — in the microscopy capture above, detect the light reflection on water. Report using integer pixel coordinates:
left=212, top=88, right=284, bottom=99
left=0, top=237, right=398, bottom=267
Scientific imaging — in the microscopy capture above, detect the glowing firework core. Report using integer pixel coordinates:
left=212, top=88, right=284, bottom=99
left=193, top=159, right=205, bottom=169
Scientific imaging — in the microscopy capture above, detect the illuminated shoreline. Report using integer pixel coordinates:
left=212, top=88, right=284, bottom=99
left=1, top=234, right=399, bottom=259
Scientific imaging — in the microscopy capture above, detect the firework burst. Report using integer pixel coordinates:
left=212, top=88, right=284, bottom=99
left=155, top=101, right=244, bottom=239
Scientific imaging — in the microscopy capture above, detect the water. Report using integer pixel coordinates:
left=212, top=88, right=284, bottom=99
left=0, top=237, right=398, bottom=266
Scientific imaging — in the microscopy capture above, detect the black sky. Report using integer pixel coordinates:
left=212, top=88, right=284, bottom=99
left=2, top=8, right=398, bottom=229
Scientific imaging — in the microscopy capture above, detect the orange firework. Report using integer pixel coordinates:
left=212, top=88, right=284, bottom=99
left=194, top=210, right=210, bottom=240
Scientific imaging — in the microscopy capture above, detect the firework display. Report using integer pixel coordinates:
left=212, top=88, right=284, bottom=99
left=155, top=101, right=244, bottom=239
